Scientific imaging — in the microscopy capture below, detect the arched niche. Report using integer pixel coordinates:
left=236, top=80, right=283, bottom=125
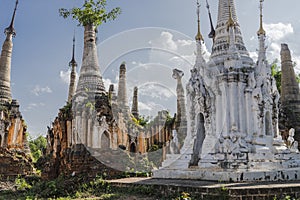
left=265, top=111, right=272, bottom=136
left=101, top=131, right=110, bottom=149
left=130, top=142, right=137, bottom=153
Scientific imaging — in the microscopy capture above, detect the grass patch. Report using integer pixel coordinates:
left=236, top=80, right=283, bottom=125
left=0, top=175, right=160, bottom=200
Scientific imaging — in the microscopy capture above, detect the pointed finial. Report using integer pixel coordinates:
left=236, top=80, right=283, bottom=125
left=69, top=33, right=77, bottom=67
left=226, top=0, right=235, bottom=30
left=257, top=0, right=266, bottom=36
left=195, top=0, right=204, bottom=41
left=206, top=0, right=215, bottom=39
left=5, top=0, right=18, bottom=37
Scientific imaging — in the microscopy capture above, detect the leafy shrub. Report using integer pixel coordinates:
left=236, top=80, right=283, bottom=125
left=28, top=135, right=47, bottom=163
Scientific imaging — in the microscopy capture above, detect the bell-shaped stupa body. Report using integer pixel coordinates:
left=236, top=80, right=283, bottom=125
left=75, top=25, right=106, bottom=97
left=211, top=0, right=252, bottom=66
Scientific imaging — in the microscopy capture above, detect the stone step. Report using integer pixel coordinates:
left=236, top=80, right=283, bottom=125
left=160, top=154, right=191, bottom=169
left=161, top=154, right=181, bottom=167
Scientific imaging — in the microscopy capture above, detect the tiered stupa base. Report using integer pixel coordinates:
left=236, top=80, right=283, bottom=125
left=153, top=152, right=300, bottom=182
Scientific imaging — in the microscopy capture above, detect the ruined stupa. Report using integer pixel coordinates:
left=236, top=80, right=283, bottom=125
left=0, top=0, right=33, bottom=177
left=71, top=24, right=118, bottom=149
left=154, top=0, right=300, bottom=182
left=279, top=43, right=300, bottom=145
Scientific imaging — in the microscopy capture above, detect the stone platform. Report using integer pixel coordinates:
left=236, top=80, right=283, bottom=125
left=153, top=149, right=300, bottom=182
left=108, top=177, right=300, bottom=199
left=153, top=167, right=300, bottom=182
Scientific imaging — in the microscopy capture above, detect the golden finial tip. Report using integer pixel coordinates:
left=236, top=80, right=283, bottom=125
left=195, top=33, right=204, bottom=41
left=226, top=0, right=236, bottom=30
left=195, top=0, right=204, bottom=41
left=257, top=27, right=266, bottom=36
left=257, top=0, right=266, bottom=36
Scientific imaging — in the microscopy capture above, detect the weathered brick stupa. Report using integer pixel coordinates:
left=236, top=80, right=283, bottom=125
left=0, top=0, right=34, bottom=177
left=41, top=21, right=182, bottom=178
left=279, top=43, right=300, bottom=145
left=154, top=0, right=300, bottom=182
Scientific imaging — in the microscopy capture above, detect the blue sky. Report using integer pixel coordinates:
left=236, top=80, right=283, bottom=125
left=1, top=0, right=300, bottom=138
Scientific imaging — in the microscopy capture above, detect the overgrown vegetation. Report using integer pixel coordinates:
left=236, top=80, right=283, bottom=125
left=60, top=101, right=72, bottom=119
left=131, top=115, right=150, bottom=127
left=271, top=60, right=282, bottom=93
left=271, top=59, right=300, bottom=94
left=174, top=192, right=192, bottom=200
left=15, top=175, right=32, bottom=191
left=0, top=175, right=162, bottom=199
left=28, top=135, right=47, bottom=163
left=59, top=0, right=121, bottom=27
left=2, top=175, right=300, bottom=199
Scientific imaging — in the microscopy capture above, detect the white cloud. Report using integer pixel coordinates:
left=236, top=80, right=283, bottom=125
left=148, top=31, right=198, bottom=79
left=59, top=69, right=79, bottom=85
left=135, top=62, right=149, bottom=70
left=150, top=31, right=210, bottom=55
left=59, top=70, right=70, bottom=84
left=201, top=43, right=211, bottom=61
left=149, top=31, right=178, bottom=51
left=258, top=22, right=296, bottom=63
left=268, top=42, right=281, bottom=61
left=23, top=102, right=45, bottom=112
left=31, top=85, right=52, bottom=96
left=177, top=39, right=193, bottom=47
left=103, top=78, right=116, bottom=91
left=169, top=54, right=195, bottom=68
left=139, top=82, right=175, bottom=100
left=265, top=23, right=294, bottom=41
left=249, top=51, right=258, bottom=61
left=138, top=101, right=152, bottom=111
left=168, top=42, right=210, bottom=68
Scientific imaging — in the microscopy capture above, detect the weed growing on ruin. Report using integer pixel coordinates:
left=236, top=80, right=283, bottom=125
left=15, top=176, right=31, bottom=190
left=174, top=192, right=192, bottom=200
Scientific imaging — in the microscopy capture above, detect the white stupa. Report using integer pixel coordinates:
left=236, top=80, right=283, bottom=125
left=154, top=0, right=300, bottom=182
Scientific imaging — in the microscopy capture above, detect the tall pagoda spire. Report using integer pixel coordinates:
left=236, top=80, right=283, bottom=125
left=5, top=0, right=18, bottom=37
left=226, top=0, right=235, bottom=30
left=131, top=86, right=139, bottom=120
left=256, top=0, right=269, bottom=76
left=117, top=62, right=129, bottom=108
left=75, top=24, right=106, bottom=96
left=195, top=0, right=204, bottom=42
left=205, top=0, right=215, bottom=39
left=117, top=62, right=131, bottom=119
left=257, top=0, right=266, bottom=36
left=195, top=0, right=206, bottom=70
left=226, top=0, right=238, bottom=55
left=0, top=0, right=19, bottom=103
left=68, top=34, right=77, bottom=103
left=211, top=0, right=250, bottom=61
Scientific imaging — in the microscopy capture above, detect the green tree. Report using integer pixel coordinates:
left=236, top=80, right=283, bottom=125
left=271, top=60, right=282, bottom=93
left=59, top=0, right=121, bottom=27
left=29, top=135, right=47, bottom=163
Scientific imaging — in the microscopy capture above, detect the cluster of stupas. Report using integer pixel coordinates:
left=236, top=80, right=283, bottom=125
left=1, top=0, right=300, bottom=182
